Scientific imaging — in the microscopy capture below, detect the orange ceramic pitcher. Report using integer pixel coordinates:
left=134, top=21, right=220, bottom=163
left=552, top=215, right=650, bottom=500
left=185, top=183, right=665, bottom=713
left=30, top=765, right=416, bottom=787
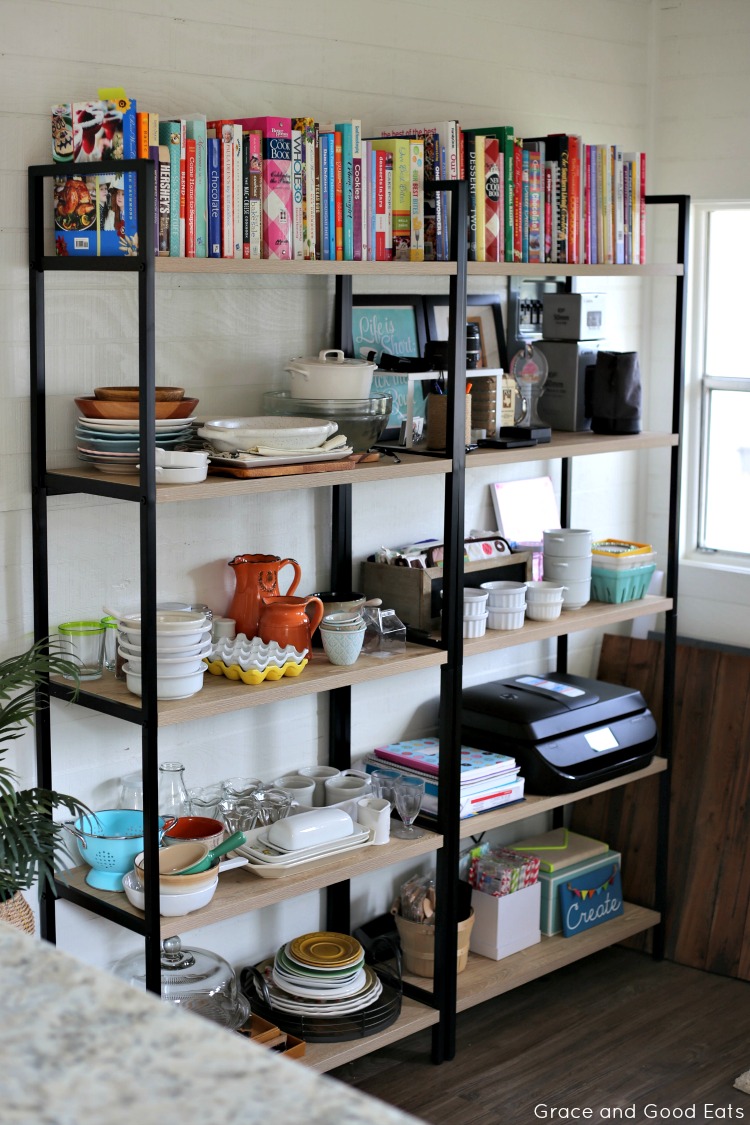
left=227, top=554, right=302, bottom=638
left=258, top=595, right=324, bottom=654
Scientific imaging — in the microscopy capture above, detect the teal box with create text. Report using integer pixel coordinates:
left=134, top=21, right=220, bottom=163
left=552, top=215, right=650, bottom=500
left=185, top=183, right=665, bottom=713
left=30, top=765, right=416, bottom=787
left=539, top=849, right=621, bottom=936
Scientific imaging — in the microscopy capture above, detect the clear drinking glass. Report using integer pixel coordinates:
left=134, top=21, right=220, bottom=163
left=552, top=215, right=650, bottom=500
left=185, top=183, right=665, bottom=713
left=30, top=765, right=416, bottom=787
left=392, top=777, right=426, bottom=839
left=119, top=770, right=143, bottom=810
left=369, top=768, right=402, bottom=805
left=187, top=784, right=223, bottom=819
left=158, top=761, right=190, bottom=818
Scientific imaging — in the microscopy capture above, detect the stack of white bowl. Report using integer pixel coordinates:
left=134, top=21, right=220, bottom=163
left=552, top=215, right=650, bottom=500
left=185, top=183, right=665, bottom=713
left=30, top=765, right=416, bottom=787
left=479, top=580, right=527, bottom=631
left=463, top=589, right=489, bottom=638
left=524, top=580, right=567, bottom=621
left=542, top=529, right=593, bottom=610
left=116, top=609, right=212, bottom=699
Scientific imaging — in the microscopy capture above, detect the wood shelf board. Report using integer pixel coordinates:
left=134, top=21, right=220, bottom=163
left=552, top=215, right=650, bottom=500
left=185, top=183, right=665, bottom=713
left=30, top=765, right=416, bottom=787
left=47, top=456, right=452, bottom=500
left=398, top=903, right=660, bottom=1004
left=455, top=903, right=661, bottom=1011
left=60, top=828, right=443, bottom=937
left=467, top=430, right=678, bottom=469
left=301, top=994, right=440, bottom=1072
left=459, top=757, right=668, bottom=839
left=468, top=262, right=683, bottom=278
left=155, top=258, right=457, bottom=277
left=62, top=645, right=448, bottom=726
left=152, top=259, right=680, bottom=280
left=462, top=596, right=672, bottom=657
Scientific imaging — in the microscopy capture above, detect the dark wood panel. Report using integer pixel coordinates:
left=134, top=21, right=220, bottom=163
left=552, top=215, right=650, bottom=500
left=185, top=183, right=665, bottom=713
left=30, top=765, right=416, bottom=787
left=570, top=633, right=750, bottom=979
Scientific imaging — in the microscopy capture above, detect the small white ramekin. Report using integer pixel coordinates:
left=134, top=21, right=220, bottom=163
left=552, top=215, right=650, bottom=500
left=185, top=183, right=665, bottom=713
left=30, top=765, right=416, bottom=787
left=525, top=601, right=563, bottom=622
left=487, top=607, right=526, bottom=631
left=463, top=589, right=489, bottom=617
left=463, top=612, right=488, bottom=638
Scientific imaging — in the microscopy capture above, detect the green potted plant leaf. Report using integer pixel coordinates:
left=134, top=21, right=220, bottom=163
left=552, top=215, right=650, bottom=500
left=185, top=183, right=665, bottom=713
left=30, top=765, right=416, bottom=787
left=0, top=639, right=91, bottom=932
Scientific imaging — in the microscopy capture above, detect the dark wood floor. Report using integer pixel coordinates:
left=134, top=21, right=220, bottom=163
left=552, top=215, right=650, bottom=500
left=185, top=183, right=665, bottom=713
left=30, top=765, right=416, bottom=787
left=332, top=948, right=750, bottom=1124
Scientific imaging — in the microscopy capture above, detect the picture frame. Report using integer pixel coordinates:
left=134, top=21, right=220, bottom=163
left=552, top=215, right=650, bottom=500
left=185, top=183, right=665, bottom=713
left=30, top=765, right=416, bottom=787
left=424, top=294, right=508, bottom=371
left=351, top=296, right=429, bottom=441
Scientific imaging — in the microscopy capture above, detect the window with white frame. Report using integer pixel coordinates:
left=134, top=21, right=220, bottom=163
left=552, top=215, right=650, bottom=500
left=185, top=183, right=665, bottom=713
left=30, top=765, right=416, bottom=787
left=696, top=205, right=750, bottom=556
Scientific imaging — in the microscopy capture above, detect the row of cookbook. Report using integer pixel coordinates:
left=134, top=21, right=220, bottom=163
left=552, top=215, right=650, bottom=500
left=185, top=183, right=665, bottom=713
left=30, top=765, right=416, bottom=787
left=50, top=88, right=646, bottom=265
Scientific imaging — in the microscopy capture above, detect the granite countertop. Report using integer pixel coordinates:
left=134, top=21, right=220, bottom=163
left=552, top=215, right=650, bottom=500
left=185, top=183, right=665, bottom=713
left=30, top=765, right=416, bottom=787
left=0, top=921, right=421, bottom=1125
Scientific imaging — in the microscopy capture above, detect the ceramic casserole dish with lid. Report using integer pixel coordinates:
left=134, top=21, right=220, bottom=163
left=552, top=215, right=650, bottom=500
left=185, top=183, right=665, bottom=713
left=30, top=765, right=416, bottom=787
left=285, top=349, right=377, bottom=399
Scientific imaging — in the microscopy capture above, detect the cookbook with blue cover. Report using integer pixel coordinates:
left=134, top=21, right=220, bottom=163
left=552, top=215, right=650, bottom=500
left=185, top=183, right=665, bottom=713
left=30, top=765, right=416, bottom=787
left=52, top=89, right=138, bottom=257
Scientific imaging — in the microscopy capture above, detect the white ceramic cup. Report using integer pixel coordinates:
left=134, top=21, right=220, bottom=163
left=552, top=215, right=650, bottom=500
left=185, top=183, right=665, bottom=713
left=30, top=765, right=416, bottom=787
left=324, top=773, right=371, bottom=806
left=356, top=796, right=392, bottom=845
left=274, top=774, right=316, bottom=806
left=542, top=528, right=593, bottom=557
left=298, top=765, right=341, bottom=807
left=542, top=555, right=593, bottom=582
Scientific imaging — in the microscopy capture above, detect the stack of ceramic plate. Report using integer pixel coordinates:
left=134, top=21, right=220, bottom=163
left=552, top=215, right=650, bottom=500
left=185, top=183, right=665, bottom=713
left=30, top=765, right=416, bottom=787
left=75, top=416, right=196, bottom=474
left=253, top=933, right=383, bottom=1018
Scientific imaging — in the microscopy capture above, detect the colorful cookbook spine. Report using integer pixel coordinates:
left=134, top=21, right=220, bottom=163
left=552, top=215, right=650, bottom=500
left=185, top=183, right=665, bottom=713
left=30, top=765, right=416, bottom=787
left=186, top=115, right=207, bottom=257
left=158, top=120, right=181, bottom=258
left=157, top=143, right=171, bottom=256
left=374, top=148, right=387, bottom=260
left=247, top=130, right=262, bottom=260
left=291, top=129, right=304, bottom=259
left=474, top=136, right=485, bottom=262
left=293, top=116, right=318, bottom=259
left=242, top=132, right=250, bottom=258
left=333, top=129, right=343, bottom=261
left=527, top=146, right=542, bottom=263
left=371, top=137, right=410, bottom=259
left=409, top=139, right=424, bottom=262
left=185, top=137, right=196, bottom=256
left=233, top=116, right=293, bottom=259
left=206, top=134, right=221, bottom=257
left=484, top=137, right=501, bottom=264
left=319, top=130, right=331, bottom=260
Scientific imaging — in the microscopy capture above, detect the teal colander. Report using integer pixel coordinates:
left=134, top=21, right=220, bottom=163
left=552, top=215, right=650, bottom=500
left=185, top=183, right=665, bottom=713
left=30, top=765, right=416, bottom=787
left=66, top=809, right=176, bottom=891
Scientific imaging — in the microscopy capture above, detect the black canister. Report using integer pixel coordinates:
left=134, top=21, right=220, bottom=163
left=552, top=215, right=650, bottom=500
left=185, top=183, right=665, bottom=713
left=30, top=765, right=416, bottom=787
left=466, top=323, right=481, bottom=370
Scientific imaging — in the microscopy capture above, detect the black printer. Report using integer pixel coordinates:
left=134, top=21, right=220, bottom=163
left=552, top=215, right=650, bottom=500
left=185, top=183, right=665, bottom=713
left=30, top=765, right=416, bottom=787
left=461, top=672, right=658, bottom=795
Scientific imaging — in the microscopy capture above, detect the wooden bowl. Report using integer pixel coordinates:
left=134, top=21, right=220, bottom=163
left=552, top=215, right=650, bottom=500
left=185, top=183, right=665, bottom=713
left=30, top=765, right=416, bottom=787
left=94, top=386, right=185, bottom=402
left=75, top=396, right=199, bottom=420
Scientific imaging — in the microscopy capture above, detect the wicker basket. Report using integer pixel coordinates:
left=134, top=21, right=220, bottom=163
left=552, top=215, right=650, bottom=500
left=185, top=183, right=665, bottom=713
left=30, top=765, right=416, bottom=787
left=0, top=891, right=35, bottom=935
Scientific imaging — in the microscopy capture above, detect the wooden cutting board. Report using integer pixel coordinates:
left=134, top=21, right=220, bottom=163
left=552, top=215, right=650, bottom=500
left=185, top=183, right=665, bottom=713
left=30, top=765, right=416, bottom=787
left=208, top=452, right=380, bottom=479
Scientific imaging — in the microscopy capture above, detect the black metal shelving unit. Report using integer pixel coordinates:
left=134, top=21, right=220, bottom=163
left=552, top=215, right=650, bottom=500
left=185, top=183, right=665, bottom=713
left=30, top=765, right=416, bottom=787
left=27, top=157, right=687, bottom=1069
left=29, top=158, right=164, bottom=993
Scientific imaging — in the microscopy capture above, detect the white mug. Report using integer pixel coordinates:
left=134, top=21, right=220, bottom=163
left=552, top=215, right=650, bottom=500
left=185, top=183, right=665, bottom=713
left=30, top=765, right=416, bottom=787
left=324, top=773, right=371, bottom=806
left=356, top=796, right=391, bottom=845
left=298, top=765, right=341, bottom=807
left=274, top=774, right=316, bottom=806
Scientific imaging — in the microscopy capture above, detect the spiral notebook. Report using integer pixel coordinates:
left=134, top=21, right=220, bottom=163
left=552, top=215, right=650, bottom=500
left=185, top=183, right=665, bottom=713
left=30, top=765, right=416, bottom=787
left=371, top=738, right=517, bottom=783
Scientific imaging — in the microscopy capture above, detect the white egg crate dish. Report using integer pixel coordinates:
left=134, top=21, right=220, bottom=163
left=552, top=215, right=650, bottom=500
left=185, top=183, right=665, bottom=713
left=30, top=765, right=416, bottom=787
left=209, top=633, right=308, bottom=672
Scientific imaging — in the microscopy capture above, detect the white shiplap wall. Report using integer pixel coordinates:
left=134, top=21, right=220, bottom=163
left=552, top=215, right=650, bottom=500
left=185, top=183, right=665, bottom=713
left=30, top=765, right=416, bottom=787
left=647, top=0, right=750, bottom=645
left=2, top=0, right=657, bottom=968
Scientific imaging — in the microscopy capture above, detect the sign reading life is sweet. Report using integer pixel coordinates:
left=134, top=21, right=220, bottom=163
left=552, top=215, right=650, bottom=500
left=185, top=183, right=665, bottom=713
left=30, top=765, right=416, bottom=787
left=559, top=863, right=624, bottom=938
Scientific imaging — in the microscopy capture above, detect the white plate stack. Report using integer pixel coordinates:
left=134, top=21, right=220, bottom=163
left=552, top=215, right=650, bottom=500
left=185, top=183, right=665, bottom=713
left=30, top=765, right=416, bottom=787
left=542, top=529, right=593, bottom=610
left=113, top=608, right=212, bottom=699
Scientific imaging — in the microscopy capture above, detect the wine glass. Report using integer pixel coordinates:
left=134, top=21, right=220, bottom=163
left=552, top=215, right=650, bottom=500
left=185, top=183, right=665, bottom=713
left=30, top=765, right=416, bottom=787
left=392, top=777, right=426, bottom=839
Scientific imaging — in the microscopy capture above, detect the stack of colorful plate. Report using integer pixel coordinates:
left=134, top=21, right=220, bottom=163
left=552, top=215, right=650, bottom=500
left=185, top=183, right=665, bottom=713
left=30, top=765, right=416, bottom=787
left=252, top=932, right=383, bottom=1017
left=75, top=416, right=196, bottom=474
